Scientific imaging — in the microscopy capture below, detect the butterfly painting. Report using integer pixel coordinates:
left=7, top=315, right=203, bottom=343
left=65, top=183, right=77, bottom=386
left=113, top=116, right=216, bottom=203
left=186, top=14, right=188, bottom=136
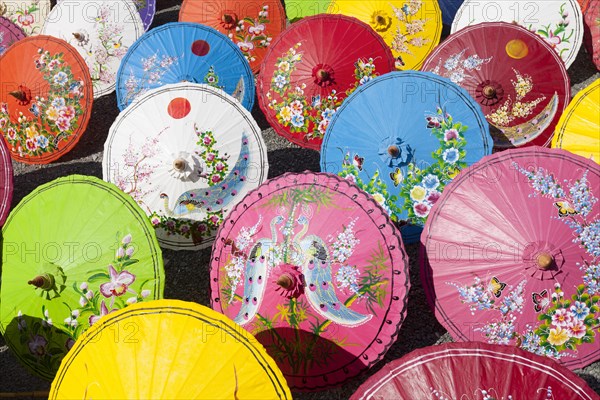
left=353, top=154, right=364, bottom=171
left=390, top=167, right=403, bottom=187
left=532, top=289, right=550, bottom=313
left=554, top=201, right=578, bottom=217
left=487, top=276, right=507, bottom=298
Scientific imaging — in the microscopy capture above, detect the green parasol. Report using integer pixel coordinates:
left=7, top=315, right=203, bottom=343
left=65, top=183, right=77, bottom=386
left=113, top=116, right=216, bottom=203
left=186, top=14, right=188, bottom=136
left=0, top=175, right=164, bottom=380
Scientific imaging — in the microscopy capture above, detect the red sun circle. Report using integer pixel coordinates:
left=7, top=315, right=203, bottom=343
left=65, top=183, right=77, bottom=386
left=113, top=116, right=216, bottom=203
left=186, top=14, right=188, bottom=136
left=191, top=40, right=210, bottom=56
left=167, top=98, right=191, bottom=119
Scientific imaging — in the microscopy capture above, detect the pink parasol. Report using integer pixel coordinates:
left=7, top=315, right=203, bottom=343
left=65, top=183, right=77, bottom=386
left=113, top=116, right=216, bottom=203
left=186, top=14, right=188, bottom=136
left=0, top=132, right=12, bottom=225
left=351, top=342, right=599, bottom=399
left=421, top=147, right=600, bottom=370
left=210, top=171, right=410, bottom=391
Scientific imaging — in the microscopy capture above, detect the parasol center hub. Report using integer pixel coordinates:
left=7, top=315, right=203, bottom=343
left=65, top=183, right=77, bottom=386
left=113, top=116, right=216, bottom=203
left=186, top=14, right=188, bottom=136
left=482, top=85, right=497, bottom=99
left=387, top=145, right=400, bottom=158
left=376, top=15, right=386, bottom=25
left=312, top=64, right=335, bottom=87
left=220, top=11, right=239, bottom=29
left=536, top=252, right=554, bottom=270
left=28, top=273, right=55, bottom=290
left=317, top=69, right=329, bottom=80
left=173, top=158, right=187, bottom=172
left=276, top=273, right=294, bottom=290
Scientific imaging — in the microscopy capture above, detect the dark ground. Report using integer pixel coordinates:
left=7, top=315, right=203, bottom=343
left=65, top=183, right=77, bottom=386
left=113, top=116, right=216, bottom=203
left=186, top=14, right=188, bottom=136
left=0, top=1, right=599, bottom=398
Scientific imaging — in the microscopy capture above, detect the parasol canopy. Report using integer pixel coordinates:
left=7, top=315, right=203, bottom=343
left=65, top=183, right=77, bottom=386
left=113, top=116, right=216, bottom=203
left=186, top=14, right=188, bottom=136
left=115, top=22, right=255, bottom=111
left=257, top=14, right=396, bottom=150
left=452, top=0, right=584, bottom=69
left=41, top=0, right=145, bottom=98
left=351, top=342, right=599, bottom=399
left=210, top=171, right=410, bottom=390
left=104, top=82, right=268, bottom=250
left=0, top=35, right=93, bottom=164
left=179, top=0, right=286, bottom=73
left=320, top=71, right=492, bottom=244
left=421, top=147, right=600, bottom=370
left=422, top=22, right=570, bottom=148
left=552, top=78, right=600, bottom=162
left=49, top=300, right=292, bottom=399
left=0, top=175, right=165, bottom=380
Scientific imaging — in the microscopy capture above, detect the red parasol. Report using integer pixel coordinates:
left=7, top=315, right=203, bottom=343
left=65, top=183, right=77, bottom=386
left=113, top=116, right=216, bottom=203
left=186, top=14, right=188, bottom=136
left=351, top=342, right=599, bottom=399
left=422, top=22, right=570, bottom=149
left=257, top=14, right=396, bottom=151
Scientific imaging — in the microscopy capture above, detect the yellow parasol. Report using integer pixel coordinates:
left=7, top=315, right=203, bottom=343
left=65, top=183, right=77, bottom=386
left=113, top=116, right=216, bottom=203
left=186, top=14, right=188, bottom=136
left=328, top=0, right=442, bottom=70
left=49, top=300, right=291, bottom=399
left=552, top=78, right=600, bottom=163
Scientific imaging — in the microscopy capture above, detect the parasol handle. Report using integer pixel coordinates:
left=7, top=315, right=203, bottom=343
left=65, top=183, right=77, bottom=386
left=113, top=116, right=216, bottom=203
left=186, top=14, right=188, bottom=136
left=28, top=274, right=55, bottom=290
left=482, top=85, right=497, bottom=99
left=276, top=274, right=294, bottom=290
left=222, top=14, right=235, bottom=24
left=536, top=252, right=554, bottom=270
left=0, top=392, right=50, bottom=398
left=172, top=158, right=187, bottom=172
left=387, top=145, right=400, bottom=158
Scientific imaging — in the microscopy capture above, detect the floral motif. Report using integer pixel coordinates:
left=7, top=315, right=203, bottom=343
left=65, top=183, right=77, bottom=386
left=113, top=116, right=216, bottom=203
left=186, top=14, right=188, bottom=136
left=429, top=49, right=493, bottom=85
left=78, top=4, right=129, bottom=92
left=398, top=107, right=468, bottom=223
left=73, top=234, right=153, bottom=329
left=531, top=3, right=574, bottom=59
left=8, top=233, right=154, bottom=378
left=149, top=211, right=224, bottom=247
left=123, top=51, right=179, bottom=105
left=389, top=0, right=432, bottom=62
left=203, top=66, right=223, bottom=89
left=3, top=1, right=43, bottom=35
left=337, top=152, right=403, bottom=219
left=193, top=126, right=230, bottom=186
left=449, top=165, right=600, bottom=361
left=265, top=43, right=381, bottom=142
left=0, top=48, right=86, bottom=158
left=487, top=69, right=546, bottom=127
left=224, top=5, right=273, bottom=64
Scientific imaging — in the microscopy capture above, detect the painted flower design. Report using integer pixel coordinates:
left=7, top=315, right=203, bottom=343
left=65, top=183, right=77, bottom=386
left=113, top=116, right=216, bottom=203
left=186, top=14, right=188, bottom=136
left=88, top=300, right=115, bottom=325
left=531, top=3, right=574, bottom=60
left=267, top=43, right=381, bottom=142
left=389, top=0, right=432, bottom=65
left=0, top=48, right=86, bottom=158
left=398, top=107, right=469, bottom=224
left=100, top=265, right=136, bottom=297
left=123, top=51, right=180, bottom=105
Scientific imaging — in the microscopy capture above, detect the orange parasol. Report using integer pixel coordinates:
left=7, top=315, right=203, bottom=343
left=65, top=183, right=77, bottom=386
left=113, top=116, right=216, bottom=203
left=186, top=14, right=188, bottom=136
left=0, top=36, right=93, bottom=164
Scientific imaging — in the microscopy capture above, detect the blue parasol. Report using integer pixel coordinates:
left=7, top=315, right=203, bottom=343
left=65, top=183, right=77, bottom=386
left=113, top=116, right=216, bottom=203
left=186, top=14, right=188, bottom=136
left=320, top=70, right=492, bottom=243
left=115, top=22, right=254, bottom=111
